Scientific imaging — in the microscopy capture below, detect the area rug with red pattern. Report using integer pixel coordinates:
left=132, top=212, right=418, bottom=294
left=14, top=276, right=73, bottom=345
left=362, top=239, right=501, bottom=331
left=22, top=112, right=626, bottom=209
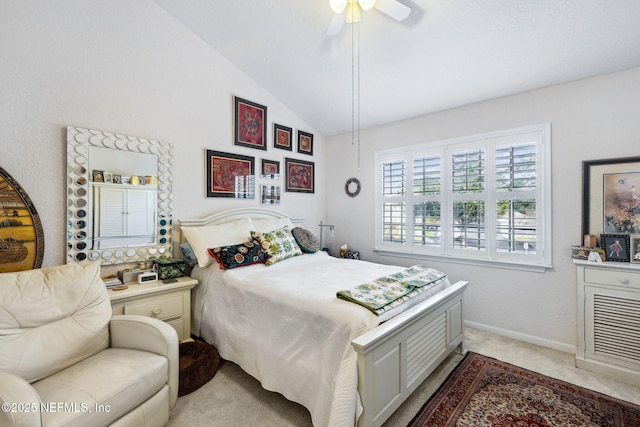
left=408, top=352, right=640, bottom=427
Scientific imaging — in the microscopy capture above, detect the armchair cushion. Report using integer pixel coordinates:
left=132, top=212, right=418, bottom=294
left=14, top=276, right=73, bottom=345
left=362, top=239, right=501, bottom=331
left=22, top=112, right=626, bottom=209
left=0, top=262, right=111, bottom=382
left=33, top=348, right=168, bottom=426
left=0, top=262, right=179, bottom=427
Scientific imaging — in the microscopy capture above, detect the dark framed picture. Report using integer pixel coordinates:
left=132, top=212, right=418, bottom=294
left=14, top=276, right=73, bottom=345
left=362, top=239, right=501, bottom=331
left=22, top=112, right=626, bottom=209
left=631, top=235, right=640, bottom=264
left=92, top=170, right=104, bottom=182
left=285, top=157, right=314, bottom=193
left=261, top=159, right=280, bottom=179
left=261, top=185, right=281, bottom=205
left=234, top=96, right=267, bottom=150
left=297, top=130, right=313, bottom=155
left=273, top=123, right=293, bottom=151
left=206, top=150, right=255, bottom=198
left=600, top=233, right=630, bottom=262
left=582, top=156, right=640, bottom=237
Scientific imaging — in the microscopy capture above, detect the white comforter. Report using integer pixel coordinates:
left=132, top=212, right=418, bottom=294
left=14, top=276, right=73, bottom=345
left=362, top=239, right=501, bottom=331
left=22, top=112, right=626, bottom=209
left=191, top=252, right=434, bottom=426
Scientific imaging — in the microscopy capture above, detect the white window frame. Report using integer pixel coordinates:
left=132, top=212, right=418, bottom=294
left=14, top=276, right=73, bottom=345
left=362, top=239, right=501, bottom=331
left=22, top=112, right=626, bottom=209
left=374, top=123, right=552, bottom=272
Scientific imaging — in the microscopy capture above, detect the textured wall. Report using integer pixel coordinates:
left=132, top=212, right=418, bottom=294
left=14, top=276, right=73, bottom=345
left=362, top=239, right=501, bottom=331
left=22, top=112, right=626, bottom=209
left=0, top=0, right=325, bottom=267
left=325, top=67, right=640, bottom=351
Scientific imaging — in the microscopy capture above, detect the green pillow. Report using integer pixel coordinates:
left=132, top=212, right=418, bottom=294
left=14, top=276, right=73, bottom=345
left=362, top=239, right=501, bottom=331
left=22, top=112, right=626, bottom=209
left=251, top=226, right=302, bottom=266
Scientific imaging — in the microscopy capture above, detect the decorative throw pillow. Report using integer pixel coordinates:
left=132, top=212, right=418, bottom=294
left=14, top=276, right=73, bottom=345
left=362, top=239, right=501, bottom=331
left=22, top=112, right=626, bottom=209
left=291, top=227, right=320, bottom=253
left=207, top=240, right=265, bottom=270
left=181, top=217, right=255, bottom=268
left=251, top=226, right=302, bottom=266
left=179, top=242, right=198, bottom=267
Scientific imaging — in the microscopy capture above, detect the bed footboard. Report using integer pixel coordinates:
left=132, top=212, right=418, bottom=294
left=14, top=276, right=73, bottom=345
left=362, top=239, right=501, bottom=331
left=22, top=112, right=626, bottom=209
left=352, top=280, right=468, bottom=427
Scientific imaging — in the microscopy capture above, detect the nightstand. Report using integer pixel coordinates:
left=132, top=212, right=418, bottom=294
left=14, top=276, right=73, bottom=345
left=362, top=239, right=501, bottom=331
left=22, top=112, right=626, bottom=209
left=108, top=276, right=197, bottom=341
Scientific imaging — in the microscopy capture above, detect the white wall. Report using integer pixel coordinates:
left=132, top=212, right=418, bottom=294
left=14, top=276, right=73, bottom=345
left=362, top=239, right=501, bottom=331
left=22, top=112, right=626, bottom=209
left=326, top=67, right=640, bottom=351
left=0, top=0, right=325, bottom=267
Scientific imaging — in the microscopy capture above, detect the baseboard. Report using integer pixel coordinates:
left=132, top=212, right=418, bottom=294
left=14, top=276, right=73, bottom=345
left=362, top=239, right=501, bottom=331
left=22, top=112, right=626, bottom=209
left=465, top=320, right=576, bottom=354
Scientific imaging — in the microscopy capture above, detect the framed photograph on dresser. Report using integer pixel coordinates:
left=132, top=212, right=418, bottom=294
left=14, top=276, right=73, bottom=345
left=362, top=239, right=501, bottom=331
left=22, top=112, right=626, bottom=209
left=600, top=233, right=630, bottom=262
left=630, top=235, right=640, bottom=264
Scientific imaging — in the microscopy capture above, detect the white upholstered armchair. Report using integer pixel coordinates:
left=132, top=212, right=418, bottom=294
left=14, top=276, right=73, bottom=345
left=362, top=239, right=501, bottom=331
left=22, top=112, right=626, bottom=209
left=0, top=262, right=179, bottom=427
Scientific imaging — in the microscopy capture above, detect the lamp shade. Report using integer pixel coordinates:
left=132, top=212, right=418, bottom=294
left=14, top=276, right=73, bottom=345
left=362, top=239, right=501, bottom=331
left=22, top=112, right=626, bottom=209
left=330, top=0, right=348, bottom=13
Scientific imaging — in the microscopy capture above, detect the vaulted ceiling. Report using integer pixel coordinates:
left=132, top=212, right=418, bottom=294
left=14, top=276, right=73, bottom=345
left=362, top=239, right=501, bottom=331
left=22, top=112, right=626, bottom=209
left=154, top=0, right=640, bottom=136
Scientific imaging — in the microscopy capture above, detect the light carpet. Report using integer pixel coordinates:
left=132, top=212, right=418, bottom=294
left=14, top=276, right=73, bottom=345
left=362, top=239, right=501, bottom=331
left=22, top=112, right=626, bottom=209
left=168, top=328, right=640, bottom=426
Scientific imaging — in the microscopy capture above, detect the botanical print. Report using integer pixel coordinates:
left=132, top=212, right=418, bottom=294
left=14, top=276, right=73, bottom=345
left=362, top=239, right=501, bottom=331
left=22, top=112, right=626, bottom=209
left=604, top=172, right=640, bottom=233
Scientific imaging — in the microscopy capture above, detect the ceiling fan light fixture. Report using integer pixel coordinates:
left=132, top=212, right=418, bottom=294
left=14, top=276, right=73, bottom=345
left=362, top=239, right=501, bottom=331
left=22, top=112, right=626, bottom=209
left=330, top=0, right=347, bottom=13
left=346, top=1, right=361, bottom=23
left=358, top=0, right=376, bottom=11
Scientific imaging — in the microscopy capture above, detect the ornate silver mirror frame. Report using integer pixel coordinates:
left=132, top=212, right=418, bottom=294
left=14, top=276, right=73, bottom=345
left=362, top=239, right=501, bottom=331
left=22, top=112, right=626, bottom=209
left=66, top=126, right=174, bottom=264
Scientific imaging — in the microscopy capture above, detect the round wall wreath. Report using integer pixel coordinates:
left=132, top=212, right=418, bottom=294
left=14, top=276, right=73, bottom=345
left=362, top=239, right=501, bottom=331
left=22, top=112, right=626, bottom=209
left=344, top=177, right=361, bottom=197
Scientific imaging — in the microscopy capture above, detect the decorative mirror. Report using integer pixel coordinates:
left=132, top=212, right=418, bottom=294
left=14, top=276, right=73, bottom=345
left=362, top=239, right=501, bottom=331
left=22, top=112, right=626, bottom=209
left=344, top=177, right=361, bottom=198
left=66, top=126, right=174, bottom=264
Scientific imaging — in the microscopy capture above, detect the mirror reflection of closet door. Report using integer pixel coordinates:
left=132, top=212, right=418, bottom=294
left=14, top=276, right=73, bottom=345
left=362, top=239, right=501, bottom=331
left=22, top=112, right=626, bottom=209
left=94, top=185, right=156, bottom=249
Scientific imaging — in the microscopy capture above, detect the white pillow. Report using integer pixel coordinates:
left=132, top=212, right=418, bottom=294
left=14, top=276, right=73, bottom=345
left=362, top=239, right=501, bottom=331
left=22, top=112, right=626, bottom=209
left=251, top=217, right=294, bottom=233
left=181, top=217, right=255, bottom=268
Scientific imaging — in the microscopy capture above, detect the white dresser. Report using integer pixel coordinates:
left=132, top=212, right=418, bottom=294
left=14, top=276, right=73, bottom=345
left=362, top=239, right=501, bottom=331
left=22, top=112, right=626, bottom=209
left=575, top=260, right=640, bottom=384
left=108, top=276, right=197, bottom=341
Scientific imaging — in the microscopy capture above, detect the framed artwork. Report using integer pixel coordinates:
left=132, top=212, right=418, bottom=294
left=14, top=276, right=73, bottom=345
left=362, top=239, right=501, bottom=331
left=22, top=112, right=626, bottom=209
left=285, top=157, right=314, bottom=193
left=234, top=96, right=267, bottom=150
left=600, top=233, right=630, bottom=262
left=273, top=123, right=293, bottom=151
left=261, top=185, right=281, bottom=205
left=631, top=235, right=640, bottom=264
left=0, top=167, right=44, bottom=272
left=297, top=130, right=314, bottom=155
left=206, top=150, right=255, bottom=198
left=92, top=170, right=104, bottom=182
left=582, top=156, right=640, bottom=237
left=261, top=159, right=280, bottom=179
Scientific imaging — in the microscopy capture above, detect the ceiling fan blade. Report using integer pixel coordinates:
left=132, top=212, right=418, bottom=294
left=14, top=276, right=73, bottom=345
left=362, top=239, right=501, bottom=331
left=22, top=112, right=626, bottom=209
left=326, top=11, right=346, bottom=36
left=374, top=0, right=411, bottom=21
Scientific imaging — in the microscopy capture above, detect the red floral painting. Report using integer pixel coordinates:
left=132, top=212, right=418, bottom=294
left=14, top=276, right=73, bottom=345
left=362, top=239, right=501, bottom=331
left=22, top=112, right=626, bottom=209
left=207, top=150, right=255, bottom=198
left=274, top=123, right=292, bottom=150
left=285, top=158, right=314, bottom=193
left=234, top=97, right=267, bottom=150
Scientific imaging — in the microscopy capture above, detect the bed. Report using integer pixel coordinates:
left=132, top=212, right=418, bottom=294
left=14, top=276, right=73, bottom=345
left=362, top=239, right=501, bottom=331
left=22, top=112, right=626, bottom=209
left=178, top=207, right=468, bottom=427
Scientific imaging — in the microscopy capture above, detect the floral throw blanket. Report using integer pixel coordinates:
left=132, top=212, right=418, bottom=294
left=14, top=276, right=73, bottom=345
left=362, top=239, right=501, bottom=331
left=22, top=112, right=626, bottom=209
left=336, top=265, right=447, bottom=316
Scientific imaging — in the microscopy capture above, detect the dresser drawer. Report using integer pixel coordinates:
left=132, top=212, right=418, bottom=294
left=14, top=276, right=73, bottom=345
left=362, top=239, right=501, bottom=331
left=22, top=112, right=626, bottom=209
left=584, top=267, right=640, bottom=289
left=124, top=294, right=183, bottom=320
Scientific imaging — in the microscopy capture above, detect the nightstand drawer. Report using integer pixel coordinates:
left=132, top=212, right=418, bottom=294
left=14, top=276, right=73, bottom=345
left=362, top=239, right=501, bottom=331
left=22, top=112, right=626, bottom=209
left=124, top=294, right=182, bottom=320
left=584, top=267, right=640, bottom=288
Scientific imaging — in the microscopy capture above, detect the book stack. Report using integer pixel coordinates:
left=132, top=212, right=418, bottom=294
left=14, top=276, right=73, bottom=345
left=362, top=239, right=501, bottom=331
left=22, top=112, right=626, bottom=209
left=102, top=276, right=123, bottom=288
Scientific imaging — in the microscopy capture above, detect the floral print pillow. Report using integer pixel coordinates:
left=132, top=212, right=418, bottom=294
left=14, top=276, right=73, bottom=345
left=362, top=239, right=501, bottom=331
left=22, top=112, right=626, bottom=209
left=251, top=226, right=302, bottom=266
left=208, top=240, right=265, bottom=270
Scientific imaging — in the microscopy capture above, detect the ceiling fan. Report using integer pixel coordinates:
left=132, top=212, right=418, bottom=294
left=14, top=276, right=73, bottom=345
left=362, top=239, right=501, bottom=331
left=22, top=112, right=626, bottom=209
left=327, top=0, right=411, bottom=35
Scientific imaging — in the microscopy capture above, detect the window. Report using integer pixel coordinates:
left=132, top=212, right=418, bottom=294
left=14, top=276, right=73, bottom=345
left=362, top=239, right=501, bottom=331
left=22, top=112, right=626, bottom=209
left=375, top=124, right=551, bottom=270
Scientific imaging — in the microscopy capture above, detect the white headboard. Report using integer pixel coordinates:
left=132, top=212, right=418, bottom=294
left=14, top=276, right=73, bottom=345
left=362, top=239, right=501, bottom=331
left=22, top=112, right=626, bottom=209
left=177, top=207, right=304, bottom=244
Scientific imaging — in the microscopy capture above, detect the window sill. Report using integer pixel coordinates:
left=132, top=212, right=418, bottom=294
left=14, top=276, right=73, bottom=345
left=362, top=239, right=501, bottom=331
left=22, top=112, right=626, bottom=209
left=374, top=249, right=552, bottom=273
